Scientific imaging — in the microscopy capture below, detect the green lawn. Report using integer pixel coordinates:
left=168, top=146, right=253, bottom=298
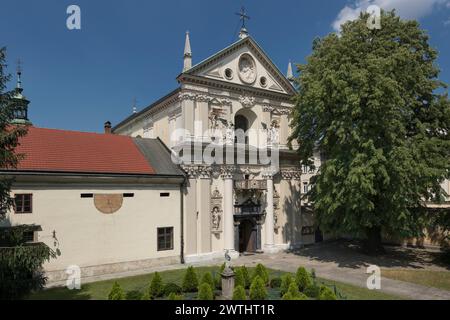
left=28, top=266, right=405, bottom=300
left=381, top=269, right=450, bottom=291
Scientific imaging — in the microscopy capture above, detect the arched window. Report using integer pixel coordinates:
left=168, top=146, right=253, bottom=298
left=234, top=114, right=249, bottom=144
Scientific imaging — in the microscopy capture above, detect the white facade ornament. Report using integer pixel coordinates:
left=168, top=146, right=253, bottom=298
left=220, top=165, right=236, bottom=179
left=268, top=120, right=280, bottom=145
left=210, top=187, right=223, bottom=233
left=238, top=54, right=257, bottom=84
left=263, top=104, right=291, bottom=115
left=178, top=92, right=197, bottom=101
left=178, top=92, right=232, bottom=106
left=273, top=188, right=280, bottom=230
left=181, top=165, right=212, bottom=179
left=224, top=122, right=234, bottom=145
left=182, top=165, right=197, bottom=179
left=239, top=95, right=256, bottom=108
left=281, top=168, right=302, bottom=180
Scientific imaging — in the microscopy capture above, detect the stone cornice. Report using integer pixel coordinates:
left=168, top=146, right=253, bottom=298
left=178, top=92, right=232, bottom=105
left=179, top=74, right=294, bottom=103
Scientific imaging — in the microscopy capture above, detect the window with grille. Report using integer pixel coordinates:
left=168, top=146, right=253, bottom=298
left=157, top=227, right=173, bottom=251
left=14, top=194, right=33, bottom=214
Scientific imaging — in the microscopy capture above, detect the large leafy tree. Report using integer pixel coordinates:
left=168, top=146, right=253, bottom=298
left=0, top=47, right=55, bottom=299
left=0, top=47, right=27, bottom=217
left=289, top=11, right=450, bottom=253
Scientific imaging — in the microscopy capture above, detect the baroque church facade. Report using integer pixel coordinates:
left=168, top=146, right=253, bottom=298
left=112, top=28, right=324, bottom=263
left=2, top=25, right=449, bottom=286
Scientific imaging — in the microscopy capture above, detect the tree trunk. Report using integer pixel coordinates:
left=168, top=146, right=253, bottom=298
left=364, top=226, right=385, bottom=255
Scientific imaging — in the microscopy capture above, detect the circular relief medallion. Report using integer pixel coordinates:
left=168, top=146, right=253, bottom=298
left=238, top=54, right=257, bottom=84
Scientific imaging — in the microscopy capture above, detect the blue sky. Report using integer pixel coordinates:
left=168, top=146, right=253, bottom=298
left=1, top=0, right=450, bottom=133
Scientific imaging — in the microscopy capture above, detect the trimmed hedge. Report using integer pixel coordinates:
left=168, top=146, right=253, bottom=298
left=319, top=285, right=337, bottom=300
left=149, top=272, right=164, bottom=298
left=108, top=282, right=125, bottom=300
left=182, top=266, right=199, bottom=292
left=200, top=272, right=215, bottom=290
left=197, top=283, right=214, bottom=300
left=280, top=273, right=294, bottom=297
left=295, top=267, right=313, bottom=292
left=249, top=276, right=268, bottom=300
left=241, top=266, right=251, bottom=288
left=232, top=285, right=248, bottom=300
left=252, top=263, right=269, bottom=286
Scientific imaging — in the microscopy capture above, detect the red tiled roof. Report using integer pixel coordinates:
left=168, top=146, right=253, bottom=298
left=10, top=127, right=155, bottom=175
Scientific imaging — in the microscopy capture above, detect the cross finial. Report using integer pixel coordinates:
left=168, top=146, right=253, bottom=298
left=236, top=6, right=250, bottom=29
left=16, top=59, right=22, bottom=89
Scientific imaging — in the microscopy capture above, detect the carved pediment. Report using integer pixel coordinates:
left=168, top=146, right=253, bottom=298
left=184, top=37, right=295, bottom=96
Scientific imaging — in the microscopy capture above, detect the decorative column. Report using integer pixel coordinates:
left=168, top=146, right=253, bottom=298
left=263, top=170, right=276, bottom=252
left=221, top=165, right=238, bottom=257
left=281, top=169, right=302, bottom=249
left=181, top=166, right=198, bottom=255
left=198, top=166, right=212, bottom=253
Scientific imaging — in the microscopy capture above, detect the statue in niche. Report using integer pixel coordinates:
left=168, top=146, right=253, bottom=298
left=225, top=121, right=234, bottom=144
left=268, top=120, right=280, bottom=145
left=212, top=206, right=221, bottom=230
left=209, top=107, right=227, bottom=130
left=211, top=187, right=223, bottom=233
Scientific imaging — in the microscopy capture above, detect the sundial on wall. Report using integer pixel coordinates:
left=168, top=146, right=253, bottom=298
left=238, top=53, right=257, bottom=84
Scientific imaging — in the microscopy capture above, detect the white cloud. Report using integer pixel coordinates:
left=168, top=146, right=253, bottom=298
left=332, top=0, right=450, bottom=31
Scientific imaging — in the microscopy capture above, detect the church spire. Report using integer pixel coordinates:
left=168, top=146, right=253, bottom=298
left=236, top=7, right=250, bottom=39
left=286, top=60, right=294, bottom=80
left=11, top=59, right=31, bottom=125
left=183, top=31, right=192, bottom=72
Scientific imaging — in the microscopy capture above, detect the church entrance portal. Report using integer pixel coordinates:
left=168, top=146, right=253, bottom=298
left=238, top=219, right=257, bottom=253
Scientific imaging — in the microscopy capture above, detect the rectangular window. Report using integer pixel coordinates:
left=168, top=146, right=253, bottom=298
left=23, top=231, right=35, bottom=242
left=123, top=193, right=134, bottom=198
left=160, top=192, right=170, bottom=197
left=80, top=193, right=93, bottom=198
left=157, top=227, right=174, bottom=251
left=14, top=194, right=32, bottom=214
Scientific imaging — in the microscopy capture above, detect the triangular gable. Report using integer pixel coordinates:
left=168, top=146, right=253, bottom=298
left=183, top=36, right=295, bottom=95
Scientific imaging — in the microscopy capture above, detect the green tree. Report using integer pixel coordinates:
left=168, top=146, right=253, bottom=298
left=240, top=265, right=251, bottom=288
left=197, top=283, right=214, bottom=300
left=200, top=272, right=215, bottom=290
left=282, top=282, right=308, bottom=300
left=148, top=272, right=164, bottom=298
left=0, top=48, right=54, bottom=300
left=182, top=266, right=199, bottom=292
left=319, top=286, right=337, bottom=300
left=249, top=276, right=268, bottom=300
left=252, top=263, right=269, bottom=285
left=289, top=11, right=450, bottom=254
left=232, top=285, right=247, bottom=300
left=234, top=267, right=246, bottom=288
left=295, top=267, right=313, bottom=292
left=108, top=282, right=125, bottom=300
left=280, top=273, right=294, bottom=297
